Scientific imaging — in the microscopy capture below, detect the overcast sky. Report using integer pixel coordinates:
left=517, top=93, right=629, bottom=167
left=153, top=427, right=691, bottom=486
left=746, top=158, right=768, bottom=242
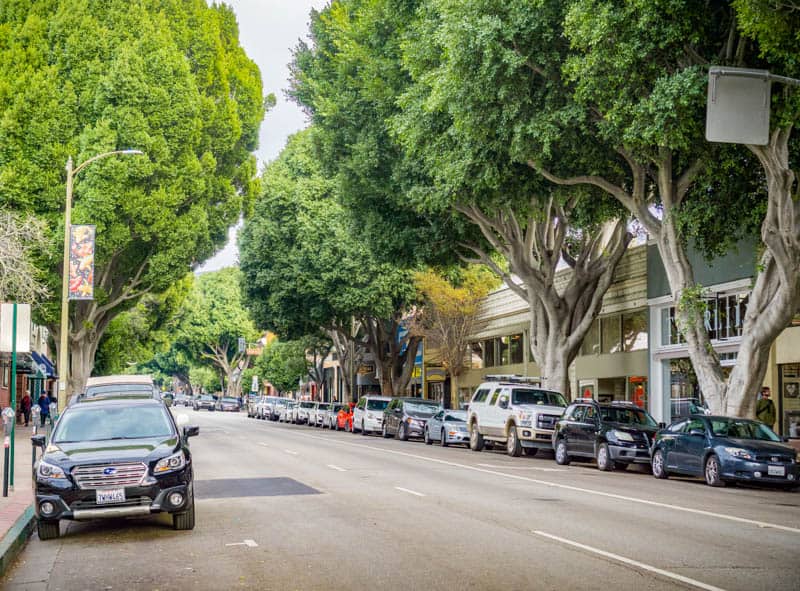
left=198, top=0, right=328, bottom=273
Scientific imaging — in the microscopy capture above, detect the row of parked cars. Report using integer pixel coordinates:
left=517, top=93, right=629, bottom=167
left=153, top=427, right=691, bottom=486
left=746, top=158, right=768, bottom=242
left=247, top=376, right=800, bottom=490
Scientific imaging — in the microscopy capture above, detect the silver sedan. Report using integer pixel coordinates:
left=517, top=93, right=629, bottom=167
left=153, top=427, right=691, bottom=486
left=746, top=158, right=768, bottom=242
left=424, top=410, right=469, bottom=447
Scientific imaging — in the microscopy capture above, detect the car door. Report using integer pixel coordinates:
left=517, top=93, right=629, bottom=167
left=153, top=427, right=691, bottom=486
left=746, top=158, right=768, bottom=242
left=679, top=418, right=708, bottom=474
left=353, top=397, right=366, bottom=430
left=483, top=388, right=503, bottom=437
left=558, top=404, right=584, bottom=455
left=575, top=405, right=599, bottom=456
left=429, top=410, right=443, bottom=440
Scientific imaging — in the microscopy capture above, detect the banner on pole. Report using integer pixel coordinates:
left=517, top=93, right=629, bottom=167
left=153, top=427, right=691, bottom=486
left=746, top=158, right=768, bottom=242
left=0, top=303, right=31, bottom=353
left=68, top=225, right=95, bottom=300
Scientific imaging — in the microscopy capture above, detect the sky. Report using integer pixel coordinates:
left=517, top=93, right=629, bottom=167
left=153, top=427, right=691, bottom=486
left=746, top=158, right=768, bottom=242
left=197, top=0, right=328, bottom=273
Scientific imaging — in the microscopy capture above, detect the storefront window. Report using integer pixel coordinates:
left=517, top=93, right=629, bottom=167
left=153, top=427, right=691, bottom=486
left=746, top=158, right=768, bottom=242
left=483, top=339, right=495, bottom=367
left=499, top=336, right=510, bottom=365
left=581, top=319, right=600, bottom=356
left=780, top=363, right=800, bottom=438
left=601, top=316, right=622, bottom=354
left=470, top=342, right=484, bottom=369
left=622, top=310, right=647, bottom=351
left=509, top=333, right=524, bottom=364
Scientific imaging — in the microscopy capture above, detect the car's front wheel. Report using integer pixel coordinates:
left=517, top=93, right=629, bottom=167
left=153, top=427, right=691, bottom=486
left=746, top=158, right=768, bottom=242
left=424, top=427, right=432, bottom=445
left=507, top=426, right=522, bottom=457
left=173, top=494, right=196, bottom=530
left=597, top=443, right=615, bottom=471
left=440, top=429, right=448, bottom=448
left=652, top=449, right=669, bottom=479
left=469, top=424, right=485, bottom=452
left=398, top=422, right=409, bottom=441
left=37, top=519, right=60, bottom=540
left=704, top=454, right=726, bottom=487
left=361, top=421, right=368, bottom=436
left=554, top=439, right=570, bottom=465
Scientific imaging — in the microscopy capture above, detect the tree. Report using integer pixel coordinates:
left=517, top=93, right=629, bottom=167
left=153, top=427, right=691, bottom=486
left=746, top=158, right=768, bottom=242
left=254, top=340, right=309, bottom=395
left=0, top=0, right=265, bottom=395
left=414, top=267, right=497, bottom=406
left=239, top=129, right=421, bottom=397
left=173, top=268, right=259, bottom=398
left=0, top=209, right=49, bottom=303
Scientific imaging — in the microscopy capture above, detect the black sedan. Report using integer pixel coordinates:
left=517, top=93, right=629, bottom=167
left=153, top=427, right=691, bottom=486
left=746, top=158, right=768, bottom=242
left=651, top=415, right=799, bottom=489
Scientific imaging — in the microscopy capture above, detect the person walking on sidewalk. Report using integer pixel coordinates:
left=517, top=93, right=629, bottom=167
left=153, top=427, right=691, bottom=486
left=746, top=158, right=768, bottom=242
left=756, top=386, right=776, bottom=428
left=37, top=392, right=50, bottom=426
left=20, top=392, right=32, bottom=426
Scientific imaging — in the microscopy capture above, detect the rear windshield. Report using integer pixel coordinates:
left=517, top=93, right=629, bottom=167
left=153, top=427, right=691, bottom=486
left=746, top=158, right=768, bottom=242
left=710, top=418, right=780, bottom=441
left=405, top=401, right=439, bottom=415
left=84, top=384, right=154, bottom=397
left=600, top=406, right=657, bottom=427
left=55, top=405, right=174, bottom=442
left=198, top=395, right=214, bottom=401
left=221, top=398, right=238, bottom=404
left=511, top=389, right=567, bottom=407
left=366, top=400, right=389, bottom=411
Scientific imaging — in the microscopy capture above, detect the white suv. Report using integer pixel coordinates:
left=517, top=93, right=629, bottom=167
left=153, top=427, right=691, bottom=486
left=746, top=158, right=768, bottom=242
left=466, top=378, right=567, bottom=457
left=353, top=395, right=391, bottom=435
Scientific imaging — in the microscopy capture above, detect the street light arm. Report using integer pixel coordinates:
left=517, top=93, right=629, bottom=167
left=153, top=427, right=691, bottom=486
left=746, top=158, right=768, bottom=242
left=72, top=149, right=144, bottom=177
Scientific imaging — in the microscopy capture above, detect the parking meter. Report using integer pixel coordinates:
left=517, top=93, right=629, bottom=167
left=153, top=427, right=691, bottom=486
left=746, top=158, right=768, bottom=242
left=49, top=402, right=58, bottom=424
left=1, top=407, right=14, bottom=436
left=31, top=405, right=41, bottom=434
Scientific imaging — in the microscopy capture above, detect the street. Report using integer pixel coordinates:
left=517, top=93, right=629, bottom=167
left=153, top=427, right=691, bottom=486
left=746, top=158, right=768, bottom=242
left=4, top=410, right=800, bottom=591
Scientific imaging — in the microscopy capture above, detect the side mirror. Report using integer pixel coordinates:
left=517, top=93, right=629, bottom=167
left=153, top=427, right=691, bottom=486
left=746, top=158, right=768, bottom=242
left=31, top=434, right=46, bottom=448
left=183, top=425, right=199, bottom=439
left=498, top=396, right=509, bottom=409
left=689, top=428, right=705, bottom=437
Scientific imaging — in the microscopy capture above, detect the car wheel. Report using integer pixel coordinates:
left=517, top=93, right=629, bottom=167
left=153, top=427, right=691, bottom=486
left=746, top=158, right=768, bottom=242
left=398, top=422, right=409, bottom=441
left=469, top=424, right=485, bottom=452
left=704, top=454, right=726, bottom=487
left=524, top=447, right=538, bottom=457
left=597, top=443, right=615, bottom=471
left=507, top=426, right=522, bottom=457
left=37, top=519, right=60, bottom=540
left=361, top=421, right=368, bottom=436
left=424, top=427, right=432, bottom=445
left=652, top=449, right=669, bottom=479
left=173, top=493, right=196, bottom=530
left=555, top=439, right=570, bottom=465
left=440, top=429, right=448, bottom=448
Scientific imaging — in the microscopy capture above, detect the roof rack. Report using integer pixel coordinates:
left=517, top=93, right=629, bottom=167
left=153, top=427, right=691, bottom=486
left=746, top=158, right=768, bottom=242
left=484, top=374, right=543, bottom=385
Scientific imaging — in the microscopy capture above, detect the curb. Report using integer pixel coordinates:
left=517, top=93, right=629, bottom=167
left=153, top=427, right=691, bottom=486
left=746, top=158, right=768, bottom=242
left=0, top=505, right=35, bottom=577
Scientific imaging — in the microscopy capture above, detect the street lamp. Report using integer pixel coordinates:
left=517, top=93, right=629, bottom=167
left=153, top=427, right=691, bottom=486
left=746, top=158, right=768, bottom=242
left=57, top=149, right=144, bottom=410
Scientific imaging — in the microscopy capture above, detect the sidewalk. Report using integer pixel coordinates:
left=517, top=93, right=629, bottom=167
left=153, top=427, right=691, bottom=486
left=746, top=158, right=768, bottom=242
left=0, top=423, right=37, bottom=576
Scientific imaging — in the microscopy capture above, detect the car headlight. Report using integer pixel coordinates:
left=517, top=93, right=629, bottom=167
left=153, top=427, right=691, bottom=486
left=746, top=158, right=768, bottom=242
left=154, top=451, right=186, bottom=474
left=723, top=447, right=754, bottom=461
left=613, top=430, right=634, bottom=442
left=37, top=460, right=66, bottom=480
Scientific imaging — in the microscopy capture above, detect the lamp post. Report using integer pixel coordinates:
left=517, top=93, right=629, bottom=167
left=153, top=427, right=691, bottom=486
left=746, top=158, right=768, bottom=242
left=57, top=150, right=144, bottom=411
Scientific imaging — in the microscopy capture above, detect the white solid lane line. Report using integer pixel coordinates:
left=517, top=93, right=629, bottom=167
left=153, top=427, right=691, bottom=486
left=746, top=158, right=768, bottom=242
left=477, top=463, right=567, bottom=472
left=258, top=442, right=269, bottom=447
left=296, top=431, right=800, bottom=535
left=532, top=531, right=728, bottom=591
left=283, top=449, right=299, bottom=455
left=327, top=464, right=347, bottom=472
left=395, top=486, right=426, bottom=497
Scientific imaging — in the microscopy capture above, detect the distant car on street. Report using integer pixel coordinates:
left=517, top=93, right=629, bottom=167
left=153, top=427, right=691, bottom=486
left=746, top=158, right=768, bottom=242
left=425, top=409, right=469, bottom=447
left=193, top=395, right=216, bottom=411
left=279, top=401, right=297, bottom=423
left=311, top=402, right=331, bottom=427
left=31, top=396, right=198, bottom=540
left=325, top=403, right=347, bottom=429
left=352, top=396, right=391, bottom=435
left=382, top=397, right=440, bottom=441
left=215, top=397, right=240, bottom=412
left=174, top=393, right=191, bottom=407
left=651, top=415, right=800, bottom=489
left=296, top=400, right=316, bottom=424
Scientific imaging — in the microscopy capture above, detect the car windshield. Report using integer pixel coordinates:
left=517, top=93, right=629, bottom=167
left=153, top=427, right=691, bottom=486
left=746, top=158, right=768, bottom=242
left=300, top=402, right=315, bottom=408
left=511, top=389, right=567, bottom=407
left=600, top=406, right=657, bottom=427
left=319, top=403, right=331, bottom=410
left=405, top=401, right=438, bottom=415
left=54, top=405, right=174, bottom=442
left=710, top=418, right=781, bottom=441
left=444, top=411, right=467, bottom=422
left=199, top=395, right=214, bottom=401
left=366, top=399, right=389, bottom=411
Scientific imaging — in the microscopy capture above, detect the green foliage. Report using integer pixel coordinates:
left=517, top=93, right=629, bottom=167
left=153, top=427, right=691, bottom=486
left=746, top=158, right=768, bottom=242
left=254, top=340, right=308, bottom=394
left=189, top=364, right=220, bottom=393
left=0, top=0, right=264, bottom=331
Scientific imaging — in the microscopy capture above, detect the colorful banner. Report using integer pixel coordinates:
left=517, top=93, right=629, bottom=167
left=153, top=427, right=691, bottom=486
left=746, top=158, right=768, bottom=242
left=68, top=225, right=95, bottom=300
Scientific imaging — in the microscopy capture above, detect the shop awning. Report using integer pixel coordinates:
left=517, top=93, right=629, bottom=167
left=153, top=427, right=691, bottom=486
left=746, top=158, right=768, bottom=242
left=31, top=351, right=58, bottom=378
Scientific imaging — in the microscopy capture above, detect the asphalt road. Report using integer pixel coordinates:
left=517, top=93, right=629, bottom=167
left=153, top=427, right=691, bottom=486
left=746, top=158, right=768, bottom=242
left=4, top=409, right=800, bottom=591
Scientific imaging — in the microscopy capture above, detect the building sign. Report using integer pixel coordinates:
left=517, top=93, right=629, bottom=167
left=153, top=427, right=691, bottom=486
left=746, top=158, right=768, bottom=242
left=357, top=364, right=375, bottom=375
left=68, top=225, right=96, bottom=300
left=425, top=367, right=446, bottom=382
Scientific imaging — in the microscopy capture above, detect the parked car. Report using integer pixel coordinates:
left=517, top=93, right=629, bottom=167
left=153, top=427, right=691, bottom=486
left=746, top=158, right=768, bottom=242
left=311, top=403, right=331, bottom=427
left=336, top=404, right=354, bottom=431
left=278, top=401, right=296, bottom=423
left=247, top=396, right=264, bottom=418
left=270, top=398, right=291, bottom=421
left=174, top=393, right=191, bottom=407
left=466, top=378, right=567, bottom=457
left=552, top=401, right=661, bottom=471
left=425, top=409, right=469, bottom=447
left=215, top=397, right=240, bottom=412
left=31, top=396, right=198, bottom=540
left=296, top=401, right=316, bottom=425
left=325, top=404, right=347, bottom=429
left=193, top=395, right=216, bottom=411
left=255, top=396, right=280, bottom=420
left=382, top=398, right=440, bottom=441
left=651, top=415, right=800, bottom=489
left=353, top=396, right=391, bottom=435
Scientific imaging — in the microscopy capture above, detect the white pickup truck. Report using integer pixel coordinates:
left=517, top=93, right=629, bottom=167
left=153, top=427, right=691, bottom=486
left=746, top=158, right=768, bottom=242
left=466, top=378, right=568, bottom=457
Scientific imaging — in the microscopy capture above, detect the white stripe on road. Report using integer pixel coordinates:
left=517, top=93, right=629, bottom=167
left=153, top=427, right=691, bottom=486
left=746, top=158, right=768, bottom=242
left=395, top=486, right=425, bottom=497
left=297, top=431, right=800, bottom=534
left=327, top=464, right=347, bottom=472
left=283, top=449, right=299, bottom=456
left=532, top=531, right=728, bottom=591
left=477, top=463, right=567, bottom=472
left=258, top=442, right=270, bottom=447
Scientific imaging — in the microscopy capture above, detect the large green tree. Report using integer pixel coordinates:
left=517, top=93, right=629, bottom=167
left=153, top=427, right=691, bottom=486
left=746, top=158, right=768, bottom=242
left=253, top=339, right=309, bottom=395
left=0, top=0, right=265, bottom=395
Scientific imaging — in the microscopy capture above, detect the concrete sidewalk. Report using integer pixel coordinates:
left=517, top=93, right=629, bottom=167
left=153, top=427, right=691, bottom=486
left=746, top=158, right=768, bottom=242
left=0, top=424, right=38, bottom=576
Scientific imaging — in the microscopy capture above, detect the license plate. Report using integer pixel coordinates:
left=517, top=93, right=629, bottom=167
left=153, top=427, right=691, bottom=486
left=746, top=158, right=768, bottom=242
left=96, top=488, right=126, bottom=504
left=767, top=465, right=786, bottom=477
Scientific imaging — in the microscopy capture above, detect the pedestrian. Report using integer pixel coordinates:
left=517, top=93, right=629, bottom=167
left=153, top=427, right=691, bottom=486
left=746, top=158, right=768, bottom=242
left=38, top=392, right=50, bottom=426
left=21, top=392, right=32, bottom=427
left=756, top=386, right=776, bottom=428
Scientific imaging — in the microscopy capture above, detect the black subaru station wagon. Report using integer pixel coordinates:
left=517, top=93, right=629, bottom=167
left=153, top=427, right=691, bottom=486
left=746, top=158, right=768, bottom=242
left=31, top=396, right=198, bottom=540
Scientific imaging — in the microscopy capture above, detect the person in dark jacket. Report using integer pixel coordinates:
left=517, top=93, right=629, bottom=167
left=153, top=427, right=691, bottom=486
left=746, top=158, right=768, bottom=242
left=37, top=393, right=50, bottom=426
left=756, top=387, right=776, bottom=428
left=20, top=393, right=32, bottom=426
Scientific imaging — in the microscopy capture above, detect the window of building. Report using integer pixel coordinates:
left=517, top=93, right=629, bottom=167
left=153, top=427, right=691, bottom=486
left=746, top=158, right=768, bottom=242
left=2, top=366, right=7, bottom=387
left=581, top=319, right=600, bottom=356
left=622, top=310, right=647, bottom=351
left=509, top=333, right=524, bottom=364
left=470, top=342, right=484, bottom=369
left=483, top=339, right=496, bottom=367
left=498, top=337, right=510, bottom=365
left=601, top=316, right=622, bottom=354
